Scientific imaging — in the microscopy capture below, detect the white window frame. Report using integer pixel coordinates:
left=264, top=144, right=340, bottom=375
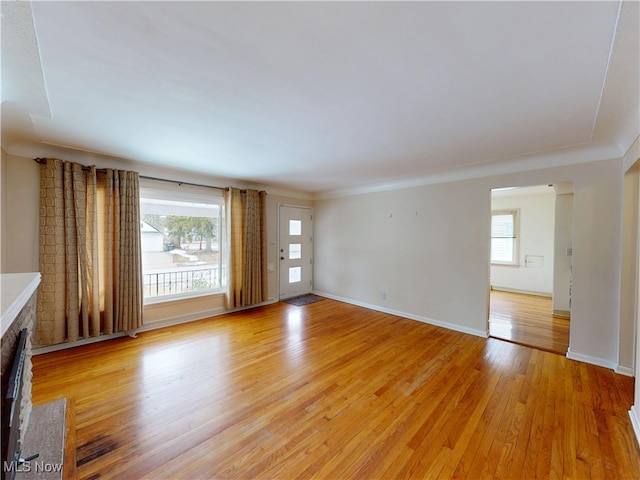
left=140, top=181, right=225, bottom=304
left=490, top=209, right=520, bottom=266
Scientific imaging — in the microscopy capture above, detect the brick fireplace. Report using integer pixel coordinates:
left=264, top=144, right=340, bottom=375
left=1, top=273, right=40, bottom=472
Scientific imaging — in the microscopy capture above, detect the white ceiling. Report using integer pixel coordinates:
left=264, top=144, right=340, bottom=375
left=2, top=1, right=639, bottom=195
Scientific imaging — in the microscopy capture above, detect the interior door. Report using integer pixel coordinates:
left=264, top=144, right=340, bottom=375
left=279, top=205, right=313, bottom=299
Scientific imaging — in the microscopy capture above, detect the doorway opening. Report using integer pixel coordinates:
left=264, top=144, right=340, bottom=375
left=488, top=184, right=572, bottom=355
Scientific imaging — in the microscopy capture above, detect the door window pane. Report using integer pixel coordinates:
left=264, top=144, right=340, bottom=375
left=289, top=220, right=302, bottom=236
left=289, top=267, right=301, bottom=283
left=289, top=243, right=302, bottom=259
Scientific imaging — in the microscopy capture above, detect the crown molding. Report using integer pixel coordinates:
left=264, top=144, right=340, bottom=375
left=3, top=138, right=626, bottom=202
left=313, top=143, right=623, bottom=200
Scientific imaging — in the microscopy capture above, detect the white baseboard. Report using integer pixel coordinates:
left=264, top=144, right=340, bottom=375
left=566, top=348, right=618, bottom=371
left=615, top=365, right=635, bottom=377
left=313, top=291, right=488, bottom=338
left=34, top=331, right=128, bottom=354
left=490, top=286, right=552, bottom=297
left=34, top=298, right=279, bottom=354
left=629, top=406, right=640, bottom=449
left=310, top=297, right=625, bottom=375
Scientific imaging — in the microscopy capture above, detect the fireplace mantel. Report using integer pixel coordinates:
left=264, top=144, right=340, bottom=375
left=1, top=272, right=41, bottom=338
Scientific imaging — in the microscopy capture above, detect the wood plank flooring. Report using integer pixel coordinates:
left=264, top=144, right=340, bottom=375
left=31, top=298, right=638, bottom=479
left=489, top=290, right=570, bottom=355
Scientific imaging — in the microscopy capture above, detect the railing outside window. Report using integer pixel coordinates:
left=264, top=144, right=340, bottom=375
left=143, top=266, right=226, bottom=298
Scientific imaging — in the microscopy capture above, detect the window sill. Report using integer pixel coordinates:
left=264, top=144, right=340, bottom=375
left=144, top=289, right=225, bottom=306
left=490, top=263, right=520, bottom=267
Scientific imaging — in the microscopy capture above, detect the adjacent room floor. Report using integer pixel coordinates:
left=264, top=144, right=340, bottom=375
left=489, top=289, right=570, bottom=355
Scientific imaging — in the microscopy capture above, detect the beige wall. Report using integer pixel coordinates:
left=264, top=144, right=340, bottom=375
left=315, top=158, right=626, bottom=369
left=0, top=151, right=312, bottom=328
left=1, top=150, right=40, bottom=273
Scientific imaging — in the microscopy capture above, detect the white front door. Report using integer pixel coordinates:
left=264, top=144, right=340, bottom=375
left=279, top=205, right=313, bottom=299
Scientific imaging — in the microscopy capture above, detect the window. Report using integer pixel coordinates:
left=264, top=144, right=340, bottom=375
left=491, top=210, right=519, bottom=265
left=289, top=243, right=302, bottom=259
left=289, top=219, right=302, bottom=236
left=140, top=186, right=225, bottom=302
left=289, top=266, right=302, bottom=283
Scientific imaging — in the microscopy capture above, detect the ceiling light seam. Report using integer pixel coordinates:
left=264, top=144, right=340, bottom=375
left=589, top=0, right=624, bottom=144
left=28, top=2, right=53, bottom=120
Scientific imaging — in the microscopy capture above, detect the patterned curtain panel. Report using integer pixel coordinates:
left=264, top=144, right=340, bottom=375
left=35, top=158, right=143, bottom=346
left=224, top=187, right=267, bottom=309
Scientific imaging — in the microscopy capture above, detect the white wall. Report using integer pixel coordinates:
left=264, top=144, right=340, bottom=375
left=141, top=232, right=164, bottom=252
left=315, top=158, right=625, bottom=369
left=490, top=189, right=555, bottom=296
left=314, top=179, right=491, bottom=336
left=568, top=162, right=623, bottom=368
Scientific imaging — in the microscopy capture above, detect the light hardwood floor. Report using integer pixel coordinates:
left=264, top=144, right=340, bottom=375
left=489, top=290, right=570, bottom=355
left=32, top=298, right=638, bottom=479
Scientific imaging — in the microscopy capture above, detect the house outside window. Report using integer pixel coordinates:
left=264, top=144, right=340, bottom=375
left=491, top=209, right=519, bottom=266
left=140, top=185, right=225, bottom=302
